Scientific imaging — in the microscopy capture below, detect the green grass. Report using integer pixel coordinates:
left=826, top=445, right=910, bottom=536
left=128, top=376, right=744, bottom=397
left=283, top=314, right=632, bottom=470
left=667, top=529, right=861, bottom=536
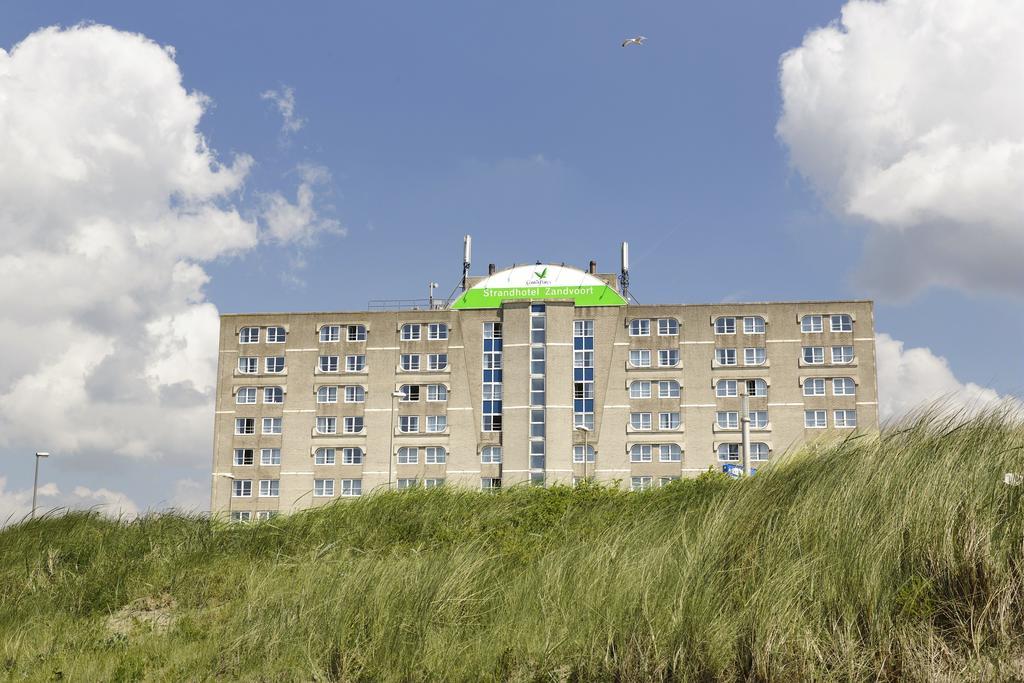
left=4, top=412, right=1024, bottom=681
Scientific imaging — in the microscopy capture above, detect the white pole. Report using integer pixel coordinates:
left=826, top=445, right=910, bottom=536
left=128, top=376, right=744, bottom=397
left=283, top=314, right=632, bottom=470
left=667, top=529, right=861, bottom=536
left=741, top=387, right=751, bottom=477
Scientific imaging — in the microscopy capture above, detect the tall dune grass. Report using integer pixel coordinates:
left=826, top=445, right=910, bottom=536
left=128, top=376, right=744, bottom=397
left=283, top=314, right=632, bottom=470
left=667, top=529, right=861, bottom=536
left=3, top=412, right=1024, bottom=681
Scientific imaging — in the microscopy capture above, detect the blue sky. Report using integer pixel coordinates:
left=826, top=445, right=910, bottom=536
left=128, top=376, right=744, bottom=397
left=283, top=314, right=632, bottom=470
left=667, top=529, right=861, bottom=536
left=1, top=1, right=1021, bottom=515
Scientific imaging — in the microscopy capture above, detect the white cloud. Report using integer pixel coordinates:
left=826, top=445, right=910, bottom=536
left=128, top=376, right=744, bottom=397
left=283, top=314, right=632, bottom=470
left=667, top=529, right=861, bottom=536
left=778, top=0, right=1024, bottom=297
left=261, top=85, right=305, bottom=136
left=260, top=164, right=345, bottom=244
left=876, top=333, right=1022, bottom=421
left=169, top=478, right=209, bottom=512
left=0, top=24, right=340, bottom=496
left=0, top=476, right=139, bottom=525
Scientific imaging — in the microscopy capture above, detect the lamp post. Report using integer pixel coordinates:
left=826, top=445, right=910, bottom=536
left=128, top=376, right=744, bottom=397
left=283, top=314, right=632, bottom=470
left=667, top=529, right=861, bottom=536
left=31, top=452, right=50, bottom=519
left=575, top=425, right=591, bottom=483
left=741, top=386, right=751, bottom=477
left=388, top=390, right=407, bottom=490
left=213, top=472, right=236, bottom=517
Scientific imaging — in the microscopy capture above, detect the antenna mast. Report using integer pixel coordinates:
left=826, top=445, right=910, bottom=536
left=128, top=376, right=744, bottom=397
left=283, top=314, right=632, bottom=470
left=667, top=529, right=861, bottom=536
left=461, top=235, right=472, bottom=292
left=619, top=241, right=630, bottom=301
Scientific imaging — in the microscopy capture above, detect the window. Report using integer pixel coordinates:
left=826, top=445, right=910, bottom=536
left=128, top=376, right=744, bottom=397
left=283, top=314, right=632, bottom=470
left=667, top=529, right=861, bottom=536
left=830, top=314, right=853, bottom=332
left=574, top=350, right=594, bottom=370
left=743, top=316, right=766, bottom=334
left=232, top=480, right=252, bottom=497
left=803, top=378, right=826, bottom=396
left=428, top=323, right=448, bottom=340
left=482, top=322, right=502, bottom=432
left=344, top=385, right=365, bottom=403
left=659, top=412, right=681, bottom=430
left=233, top=448, right=254, bottom=466
left=832, top=346, right=855, bottom=364
left=834, top=409, right=858, bottom=428
left=255, top=511, right=277, bottom=521
left=658, top=380, right=681, bottom=398
left=717, top=443, right=740, bottom=462
left=264, top=386, right=284, bottom=404
left=341, top=479, right=362, bottom=497
left=530, top=377, right=545, bottom=406
left=314, top=448, right=336, bottom=465
left=345, top=355, right=366, bottom=372
left=236, top=387, right=257, bottom=404
left=833, top=377, right=856, bottom=396
left=629, top=381, right=651, bottom=399
left=629, top=319, right=650, bottom=336
left=530, top=310, right=545, bottom=344
left=259, top=479, right=280, bottom=497
left=265, top=357, right=285, bottom=374
left=715, top=380, right=738, bottom=397
left=238, top=357, right=258, bottom=374
left=260, top=448, right=281, bottom=465
left=320, top=325, right=340, bottom=343
left=428, top=353, right=448, bottom=371
left=530, top=408, right=545, bottom=438
left=425, top=446, right=446, bottom=464
left=716, top=411, right=739, bottom=429
left=529, top=440, right=545, bottom=469
left=239, top=327, right=259, bottom=344
left=629, top=349, right=651, bottom=367
left=317, top=386, right=338, bottom=404
left=347, top=325, right=367, bottom=342
left=318, top=356, right=339, bottom=373
left=397, top=478, right=418, bottom=490
left=751, top=443, right=770, bottom=462
left=400, top=354, right=420, bottom=371
left=234, top=418, right=255, bottom=435
left=426, top=415, right=447, bottom=432
left=630, top=476, right=653, bottom=492
left=397, top=447, right=418, bottom=464
left=715, top=348, right=737, bottom=366
left=342, top=447, right=363, bottom=465
left=657, top=318, right=679, bottom=336
left=343, top=416, right=364, bottom=433
left=427, top=384, right=448, bottom=401
left=750, top=411, right=769, bottom=429
left=801, top=315, right=823, bottom=333
left=267, top=327, right=286, bottom=343
left=802, top=347, right=825, bottom=364
left=714, top=317, right=736, bottom=335
left=231, top=511, right=252, bottom=522
left=659, top=476, right=680, bottom=487
left=481, top=477, right=502, bottom=491
left=573, top=445, right=596, bottom=463
left=401, top=323, right=421, bottom=341
left=314, top=479, right=334, bottom=497
left=400, top=385, right=421, bottom=402
left=659, top=444, right=682, bottom=462
left=630, top=412, right=652, bottom=430
left=481, top=446, right=502, bottom=464
left=805, top=410, right=827, bottom=428
left=574, top=320, right=595, bottom=337
left=424, top=478, right=445, bottom=488
left=315, top=417, right=335, bottom=435
left=531, top=347, right=546, bottom=375
left=399, top=416, right=419, bottom=433
left=746, top=379, right=767, bottom=397
left=658, top=349, right=679, bottom=367
left=743, top=348, right=766, bottom=366
left=630, top=444, right=653, bottom=462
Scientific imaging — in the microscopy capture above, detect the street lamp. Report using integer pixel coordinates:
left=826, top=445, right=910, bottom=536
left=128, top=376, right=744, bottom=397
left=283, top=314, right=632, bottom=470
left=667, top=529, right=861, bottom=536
left=574, top=425, right=591, bottom=483
left=31, top=451, right=50, bottom=519
left=388, top=390, right=407, bottom=490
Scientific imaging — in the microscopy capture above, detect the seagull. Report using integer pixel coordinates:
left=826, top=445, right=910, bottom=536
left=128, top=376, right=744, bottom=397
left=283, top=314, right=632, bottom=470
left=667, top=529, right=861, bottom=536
left=621, top=36, right=646, bottom=48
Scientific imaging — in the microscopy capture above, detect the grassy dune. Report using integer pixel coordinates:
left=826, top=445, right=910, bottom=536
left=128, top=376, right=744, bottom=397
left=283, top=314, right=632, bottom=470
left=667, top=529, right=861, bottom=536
left=3, top=413, right=1024, bottom=681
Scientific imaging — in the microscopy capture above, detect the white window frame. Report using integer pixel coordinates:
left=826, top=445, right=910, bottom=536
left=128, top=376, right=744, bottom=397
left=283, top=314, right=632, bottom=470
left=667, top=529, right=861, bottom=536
left=831, top=346, right=855, bottom=364
left=802, top=347, right=825, bottom=365
left=234, top=418, right=255, bottom=435
left=238, top=357, right=258, bottom=374
left=315, top=417, right=336, bottom=435
left=347, top=325, right=367, bottom=342
left=743, top=347, right=766, bottom=366
left=629, top=319, right=651, bottom=337
left=629, top=381, right=651, bottom=399
left=658, top=349, right=679, bottom=367
left=803, top=378, right=826, bottom=396
left=427, top=323, right=449, bottom=340
left=629, top=444, right=653, bottom=462
left=630, top=412, right=652, bottom=430
left=320, top=325, right=340, bottom=343
left=266, top=326, right=286, bottom=344
left=715, top=348, right=737, bottom=366
left=659, top=412, right=680, bottom=430
left=751, top=443, right=770, bottom=462
left=260, top=448, right=281, bottom=466
left=805, top=409, right=827, bottom=429
left=236, top=387, right=257, bottom=405
left=264, top=386, right=284, bottom=404
left=801, top=315, right=823, bottom=333
left=658, top=380, right=680, bottom=399
left=833, top=377, right=856, bottom=396
left=317, top=386, right=338, bottom=404
left=315, top=448, right=337, bottom=465
left=481, top=477, right=502, bottom=491
left=428, top=353, right=448, bottom=371
left=717, top=443, right=740, bottom=462
left=318, top=355, right=339, bottom=373
left=657, top=318, right=679, bottom=336
left=264, top=357, right=285, bottom=374
left=313, top=479, right=335, bottom=497
left=262, top=417, right=282, bottom=435
left=341, top=479, right=362, bottom=497
left=716, top=411, right=739, bottom=430
left=239, top=327, right=260, bottom=344
left=659, top=444, right=681, bottom=462
left=750, top=411, right=769, bottom=429
left=630, top=476, right=653, bottom=492
left=426, top=415, right=447, bottom=433
left=629, top=349, right=651, bottom=368
left=425, top=446, right=446, bottom=464
left=400, top=323, right=421, bottom=341
left=481, top=446, right=502, bottom=464
left=344, top=385, right=365, bottom=403
left=397, top=447, right=419, bottom=464
left=400, top=354, right=421, bottom=372
left=259, top=479, right=280, bottom=497
left=715, top=380, right=738, bottom=398
left=233, top=448, right=254, bottom=466
left=345, top=355, right=366, bottom=372
left=343, top=416, right=364, bottom=434
left=834, top=409, right=858, bottom=428
left=743, top=316, right=765, bottom=334
left=426, top=384, right=448, bottom=401
left=232, top=480, right=253, bottom=497
left=714, top=317, right=736, bottom=335
left=342, top=447, right=363, bottom=465
left=830, top=314, right=853, bottom=332
left=399, top=416, right=419, bottom=433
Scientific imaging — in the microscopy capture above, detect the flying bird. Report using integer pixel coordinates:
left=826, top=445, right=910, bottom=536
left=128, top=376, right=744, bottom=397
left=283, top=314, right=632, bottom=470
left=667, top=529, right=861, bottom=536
left=621, top=36, right=646, bottom=48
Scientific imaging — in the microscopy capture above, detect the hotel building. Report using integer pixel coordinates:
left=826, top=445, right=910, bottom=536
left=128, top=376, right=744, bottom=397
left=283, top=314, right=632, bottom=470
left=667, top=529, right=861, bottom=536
left=211, top=257, right=878, bottom=519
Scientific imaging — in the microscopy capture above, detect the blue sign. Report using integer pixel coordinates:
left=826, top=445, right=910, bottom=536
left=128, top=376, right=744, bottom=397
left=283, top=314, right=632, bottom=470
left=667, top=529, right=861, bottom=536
left=722, top=463, right=743, bottom=478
